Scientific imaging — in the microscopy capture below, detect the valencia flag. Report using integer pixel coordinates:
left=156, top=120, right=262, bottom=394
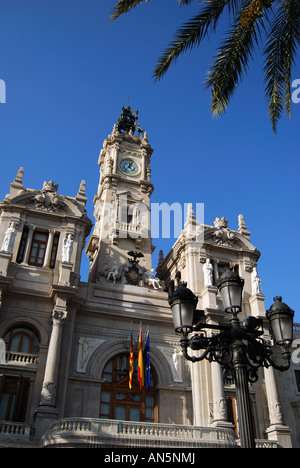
left=129, top=329, right=134, bottom=389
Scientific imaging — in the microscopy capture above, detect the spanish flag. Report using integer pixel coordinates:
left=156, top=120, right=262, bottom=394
left=137, top=328, right=144, bottom=390
left=129, top=329, right=134, bottom=389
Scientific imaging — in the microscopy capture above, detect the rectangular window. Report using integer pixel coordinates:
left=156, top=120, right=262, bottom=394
left=16, top=227, right=29, bottom=263
left=0, top=375, right=30, bottom=422
left=116, top=405, right=126, bottom=421
left=100, top=391, right=111, bottom=419
left=28, top=231, right=48, bottom=266
left=129, top=407, right=140, bottom=422
left=145, top=395, right=155, bottom=422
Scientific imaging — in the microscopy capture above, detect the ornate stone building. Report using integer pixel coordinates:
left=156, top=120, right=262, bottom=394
left=0, top=107, right=299, bottom=448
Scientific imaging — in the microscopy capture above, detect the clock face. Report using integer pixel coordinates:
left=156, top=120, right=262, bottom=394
left=119, top=159, right=139, bottom=175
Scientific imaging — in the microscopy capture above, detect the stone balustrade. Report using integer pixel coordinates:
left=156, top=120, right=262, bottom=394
left=0, top=421, right=33, bottom=440
left=5, top=351, right=38, bottom=366
left=41, top=417, right=278, bottom=448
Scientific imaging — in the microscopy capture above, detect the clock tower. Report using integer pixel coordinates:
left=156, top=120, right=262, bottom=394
left=86, top=107, right=155, bottom=283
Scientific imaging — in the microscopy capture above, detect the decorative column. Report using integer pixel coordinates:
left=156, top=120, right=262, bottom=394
left=185, top=243, right=198, bottom=294
left=39, top=309, right=66, bottom=407
left=211, top=361, right=232, bottom=428
left=141, top=148, right=147, bottom=180
left=23, top=226, right=34, bottom=264
left=264, top=365, right=292, bottom=447
left=190, top=360, right=202, bottom=426
left=43, top=230, right=54, bottom=267
left=112, top=143, right=119, bottom=174
left=35, top=306, right=68, bottom=439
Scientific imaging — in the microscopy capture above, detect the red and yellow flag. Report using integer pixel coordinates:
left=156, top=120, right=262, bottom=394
left=137, top=328, right=144, bottom=390
left=129, top=329, right=134, bottom=389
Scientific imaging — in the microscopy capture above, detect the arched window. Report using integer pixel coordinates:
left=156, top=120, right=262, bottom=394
left=100, top=353, right=157, bottom=423
left=3, top=326, right=39, bottom=355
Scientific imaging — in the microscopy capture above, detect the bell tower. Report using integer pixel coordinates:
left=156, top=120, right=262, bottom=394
left=86, top=107, right=154, bottom=283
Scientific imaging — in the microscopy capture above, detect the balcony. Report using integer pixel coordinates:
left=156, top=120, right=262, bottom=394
left=0, top=421, right=33, bottom=444
left=5, top=351, right=38, bottom=366
left=41, top=418, right=240, bottom=448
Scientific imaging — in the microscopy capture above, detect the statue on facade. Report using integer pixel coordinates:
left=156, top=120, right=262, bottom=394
left=1, top=222, right=18, bottom=254
left=144, top=269, right=162, bottom=290
left=203, top=258, right=214, bottom=287
left=172, top=348, right=183, bottom=383
left=107, top=263, right=119, bottom=284
left=62, top=233, right=74, bottom=263
left=251, top=266, right=262, bottom=295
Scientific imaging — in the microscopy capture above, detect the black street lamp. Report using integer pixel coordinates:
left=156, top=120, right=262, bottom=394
left=168, top=269, right=295, bottom=449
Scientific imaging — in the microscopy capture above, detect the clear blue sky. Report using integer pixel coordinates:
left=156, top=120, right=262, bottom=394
left=0, top=0, right=299, bottom=322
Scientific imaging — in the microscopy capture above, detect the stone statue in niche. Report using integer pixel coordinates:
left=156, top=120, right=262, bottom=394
left=203, top=258, right=213, bottom=286
left=172, top=348, right=183, bottom=383
left=157, top=345, right=183, bottom=383
left=251, top=266, right=262, bottom=295
left=1, top=222, right=18, bottom=254
left=62, top=233, right=74, bottom=263
left=76, top=337, right=106, bottom=373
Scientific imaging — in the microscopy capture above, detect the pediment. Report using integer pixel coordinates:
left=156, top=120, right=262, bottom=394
left=7, top=190, right=85, bottom=217
left=204, top=227, right=257, bottom=252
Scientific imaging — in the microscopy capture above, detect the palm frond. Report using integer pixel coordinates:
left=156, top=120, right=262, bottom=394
left=153, top=0, right=234, bottom=80
left=206, top=2, right=265, bottom=117
left=264, top=0, right=300, bottom=132
left=178, top=0, right=197, bottom=5
left=111, top=0, right=151, bottom=21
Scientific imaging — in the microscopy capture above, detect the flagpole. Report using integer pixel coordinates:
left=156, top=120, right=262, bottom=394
left=129, top=326, right=134, bottom=390
left=138, top=325, right=144, bottom=390
left=144, top=327, right=151, bottom=391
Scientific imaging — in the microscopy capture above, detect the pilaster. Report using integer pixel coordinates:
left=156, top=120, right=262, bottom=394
left=264, top=365, right=293, bottom=448
left=201, top=285, right=218, bottom=310
left=249, top=293, right=266, bottom=316
left=211, top=361, right=234, bottom=430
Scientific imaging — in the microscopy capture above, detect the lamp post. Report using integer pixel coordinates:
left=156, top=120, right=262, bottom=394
left=168, top=269, right=294, bottom=449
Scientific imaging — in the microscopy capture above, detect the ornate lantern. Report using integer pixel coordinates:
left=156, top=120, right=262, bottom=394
left=168, top=283, right=198, bottom=335
left=266, top=296, right=294, bottom=348
left=216, top=268, right=244, bottom=314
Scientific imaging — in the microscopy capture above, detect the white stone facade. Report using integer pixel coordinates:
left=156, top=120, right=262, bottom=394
left=0, top=109, right=299, bottom=448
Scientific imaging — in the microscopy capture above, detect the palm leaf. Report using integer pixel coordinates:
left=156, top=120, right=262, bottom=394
left=264, top=0, right=300, bottom=132
left=206, top=1, right=265, bottom=117
left=177, top=0, right=195, bottom=6
left=178, top=0, right=197, bottom=5
left=111, top=0, right=151, bottom=21
left=153, top=0, right=237, bottom=80
left=110, top=0, right=300, bottom=130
